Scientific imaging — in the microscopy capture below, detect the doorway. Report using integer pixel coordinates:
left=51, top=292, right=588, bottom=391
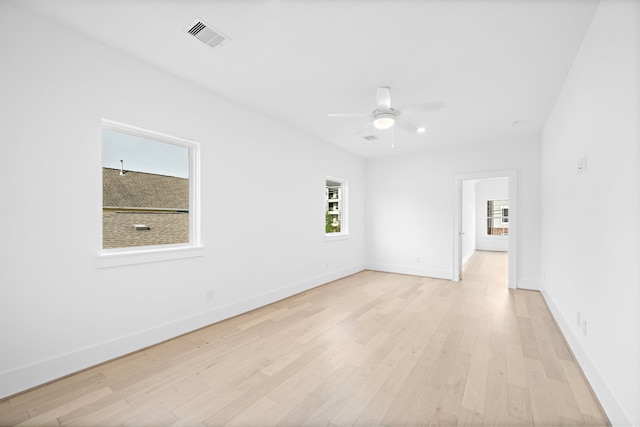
left=453, top=169, right=517, bottom=289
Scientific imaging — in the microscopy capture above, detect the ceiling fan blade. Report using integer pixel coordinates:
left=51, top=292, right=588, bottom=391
left=328, top=113, right=370, bottom=117
left=376, top=87, right=391, bottom=110
left=394, top=118, right=420, bottom=133
left=354, top=119, right=374, bottom=135
left=397, top=101, right=446, bottom=116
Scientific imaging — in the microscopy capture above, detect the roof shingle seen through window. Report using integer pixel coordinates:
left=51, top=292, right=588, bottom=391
left=103, top=168, right=188, bottom=210
left=102, top=168, right=189, bottom=249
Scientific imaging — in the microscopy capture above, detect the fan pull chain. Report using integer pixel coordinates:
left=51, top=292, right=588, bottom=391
left=391, top=126, right=395, bottom=148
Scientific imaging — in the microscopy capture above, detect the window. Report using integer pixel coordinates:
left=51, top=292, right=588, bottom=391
left=325, top=177, right=348, bottom=237
left=487, top=200, right=509, bottom=235
left=98, top=119, right=202, bottom=267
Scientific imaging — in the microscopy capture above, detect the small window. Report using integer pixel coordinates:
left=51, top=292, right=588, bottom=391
left=325, top=177, right=348, bottom=236
left=101, top=120, right=200, bottom=261
left=487, top=200, right=509, bottom=235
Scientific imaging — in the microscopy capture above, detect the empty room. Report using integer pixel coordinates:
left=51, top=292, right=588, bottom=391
left=1, top=0, right=638, bottom=426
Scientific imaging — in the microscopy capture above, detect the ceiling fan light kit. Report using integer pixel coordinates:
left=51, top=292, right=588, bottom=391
left=373, top=113, right=395, bottom=130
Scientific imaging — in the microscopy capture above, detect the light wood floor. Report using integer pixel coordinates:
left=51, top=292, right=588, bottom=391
left=0, top=251, right=609, bottom=426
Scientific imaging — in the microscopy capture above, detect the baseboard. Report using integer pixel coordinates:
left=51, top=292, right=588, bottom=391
left=462, top=249, right=475, bottom=266
left=517, top=277, right=540, bottom=290
left=0, top=265, right=365, bottom=400
left=366, top=263, right=451, bottom=280
left=540, top=290, right=632, bottom=427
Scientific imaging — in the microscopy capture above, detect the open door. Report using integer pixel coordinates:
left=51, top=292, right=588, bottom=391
left=457, top=179, right=464, bottom=280
left=453, top=169, right=518, bottom=289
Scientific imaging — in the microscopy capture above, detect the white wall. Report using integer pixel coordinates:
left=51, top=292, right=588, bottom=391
left=540, top=0, right=640, bottom=425
left=461, top=179, right=477, bottom=264
left=475, top=178, right=509, bottom=252
left=365, top=136, right=541, bottom=286
left=0, top=3, right=365, bottom=399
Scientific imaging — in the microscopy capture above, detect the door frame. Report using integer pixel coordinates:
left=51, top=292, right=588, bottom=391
left=453, top=169, right=517, bottom=289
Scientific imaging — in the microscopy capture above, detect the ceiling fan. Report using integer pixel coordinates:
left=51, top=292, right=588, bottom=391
left=328, top=87, right=446, bottom=133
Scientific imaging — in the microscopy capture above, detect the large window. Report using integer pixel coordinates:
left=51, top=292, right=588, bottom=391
left=99, top=120, right=201, bottom=266
left=325, top=177, right=348, bottom=236
left=487, top=199, right=509, bottom=235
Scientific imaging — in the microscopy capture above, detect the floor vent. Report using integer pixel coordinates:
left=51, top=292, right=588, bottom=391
left=187, top=18, right=229, bottom=49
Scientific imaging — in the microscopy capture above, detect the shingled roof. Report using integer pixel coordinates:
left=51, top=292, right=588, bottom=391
left=103, top=211, right=188, bottom=249
left=103, top=168, right=188, bottom=210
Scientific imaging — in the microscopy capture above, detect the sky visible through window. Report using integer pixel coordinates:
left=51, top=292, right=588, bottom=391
left=102, top=129, right=189, bottom=178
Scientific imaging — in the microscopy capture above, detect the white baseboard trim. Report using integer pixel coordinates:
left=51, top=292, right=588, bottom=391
left=517, top=277, right=540, bottom=290
left=366, top=263, right=451, bottom=281
left=0, top=265, right=365, bottom=400
left=462, top=249, right=475, bottom=267
left=541, top=290, right=632, bottom=427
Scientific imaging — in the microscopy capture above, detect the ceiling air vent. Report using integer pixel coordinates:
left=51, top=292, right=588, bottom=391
left=187, top=18, right=229, bottom=49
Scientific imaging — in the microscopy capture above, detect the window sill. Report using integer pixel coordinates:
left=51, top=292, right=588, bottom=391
left=325, top=233, right=349, bottom=242
left=97, top=245, right=205, bottom=269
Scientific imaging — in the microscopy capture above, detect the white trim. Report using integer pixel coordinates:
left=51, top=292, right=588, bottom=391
left=453, top=169, right=518, bottom=288
left=97, top=245, right=204, bottom=269
left=102, top=119, right=195, bottom=148
left=366, top=263, right=451, bottom=280
left=0, top=264, right=365, bottom=400
left=99, top=119, right=202, bottom=268
left=516, top=277, right=540, bottom=291
left=541, top=291, right=630, bottom=427
left=462, top=249, right=476, bottom=267
left=325, top=233, right=349, bottom=242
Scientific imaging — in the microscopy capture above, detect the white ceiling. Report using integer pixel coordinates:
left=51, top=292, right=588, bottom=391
left=18, top=0, right=599, bottom=158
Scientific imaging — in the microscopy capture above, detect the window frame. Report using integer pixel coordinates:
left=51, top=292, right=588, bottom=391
left=486, top=199, right=509, bottom=236
left=325, top=176, right=349, bottom=241
left=97, top=119, right=203, bottom=268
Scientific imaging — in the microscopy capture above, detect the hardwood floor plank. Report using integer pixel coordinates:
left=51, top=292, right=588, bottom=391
left=435, top=349, right=471, bottom=422
left=275, top=364, right=356, bottom=426
left=353, top=389, right=395, bottom=426
left=15, top=387, right=114, bottom=427
left=223, top=396, right=276, bottom=427
left=457, top=407, right=485, bottom=426
left=483, top=358, right=509, bottom=425
left=537, top=336, right=568, bottom=382
left=508, top=383, right=534, bottom=425
left=259, top=374, right=324, bottom=425
left=60, top=398, right=130, bottom=427
left=517, top=316, right=542, bottom=360
left=0, top=252, right=608, bottom=427
left=201, top=345, right=327, bottom=426
left=549, top=377, right=585, bottom=424
left=560, top=359, right=610, bottom=424
left=506, top=343, right=528, bottom=388
left=425, top=329, right=462, bottom=390
left=0, top=400, right=30, bottom=427
left=460, top=342, right=491, bottom=415
left=329, top=361, right=392, bottom=425
left=524, top=356, right=560, bottom=426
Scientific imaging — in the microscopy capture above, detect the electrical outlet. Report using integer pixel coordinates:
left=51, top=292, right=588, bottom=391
left=325, top=261, right=329, bottom=268
left=416, top=257, right=421, bottom=263
left=577, top=156, right=588, bottom=174
left=583, top=319, right=587, bottom=336
left=206, top=290, right=213, bottom=302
